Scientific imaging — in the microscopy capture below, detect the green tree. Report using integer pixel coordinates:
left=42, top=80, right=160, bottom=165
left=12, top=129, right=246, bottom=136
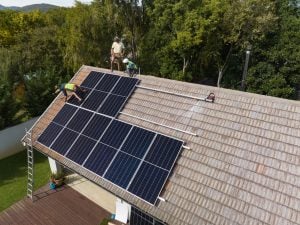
left=247, top=0, right=299, bottom=98
left=0, top=79, right=20, bottom=129
left=24, top=70, right=62, bottom=117
left=216, top=0, right=277, bottom=87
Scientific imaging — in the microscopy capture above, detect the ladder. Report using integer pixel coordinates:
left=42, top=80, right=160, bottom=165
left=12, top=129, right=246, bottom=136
left=25, top=129, right=34, bottom=200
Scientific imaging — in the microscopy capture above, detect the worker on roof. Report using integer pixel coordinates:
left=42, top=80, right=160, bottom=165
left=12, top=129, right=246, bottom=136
left=111, top=36, right=125, bottom=72
left=55, top=83, right=86, bottom=102
left=123, top=58, right=137, bottom=77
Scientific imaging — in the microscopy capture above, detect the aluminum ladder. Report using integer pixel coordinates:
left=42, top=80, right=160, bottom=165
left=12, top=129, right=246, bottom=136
left=25, top=129, right=34, bottom=200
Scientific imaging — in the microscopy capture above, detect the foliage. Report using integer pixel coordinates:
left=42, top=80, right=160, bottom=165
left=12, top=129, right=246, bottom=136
left=0, top=79, right=20, bottom=129
left=23, top=70, right=63, bottom=117
left=247, top=0, right=300, bottom=98
left=0, top=0, right=299, bottom=129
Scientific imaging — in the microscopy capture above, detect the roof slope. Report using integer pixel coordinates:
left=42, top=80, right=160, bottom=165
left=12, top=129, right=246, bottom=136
left=29, top=65, right=300, bottom=225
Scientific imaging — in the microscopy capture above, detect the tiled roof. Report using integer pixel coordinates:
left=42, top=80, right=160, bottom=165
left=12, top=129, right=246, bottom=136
left=28, top=65, right=300, bottom=225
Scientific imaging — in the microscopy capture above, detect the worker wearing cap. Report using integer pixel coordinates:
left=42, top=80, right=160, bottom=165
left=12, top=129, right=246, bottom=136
left=111, top=36, right=125, bottom=71
left=55, top=83, right=85, bottom=102
left=123, top=58, right=137, bottom=77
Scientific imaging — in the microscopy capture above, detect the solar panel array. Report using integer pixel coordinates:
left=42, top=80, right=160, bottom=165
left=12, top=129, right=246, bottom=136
left=38, top=71, right=183, bottom=205
left=68, top=71, right=139, bottom=117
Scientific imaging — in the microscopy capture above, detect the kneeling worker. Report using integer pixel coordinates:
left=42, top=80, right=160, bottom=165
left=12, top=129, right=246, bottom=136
left=123, top=58, right=137, bottom=77
left=55, top=83, right=85, bottom=102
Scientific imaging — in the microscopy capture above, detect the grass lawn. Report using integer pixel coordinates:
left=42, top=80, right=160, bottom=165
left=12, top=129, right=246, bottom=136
left=0, top=150, right=50, bottom=212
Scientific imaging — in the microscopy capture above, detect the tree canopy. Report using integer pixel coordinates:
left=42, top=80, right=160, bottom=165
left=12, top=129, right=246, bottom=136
left=0, top=0, right=299, bottom=129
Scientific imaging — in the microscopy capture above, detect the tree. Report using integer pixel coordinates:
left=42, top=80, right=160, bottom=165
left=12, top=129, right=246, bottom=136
left=247, top=0, right=300, bottom=98
left=24, top=70, right=63, bottom=117
left=216, top=0, right=278, bottom=87
left=0, top=79, right=20, bottom=129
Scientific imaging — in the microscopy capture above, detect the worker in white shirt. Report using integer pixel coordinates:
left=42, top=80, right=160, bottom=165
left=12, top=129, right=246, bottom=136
left=111, top=36, right=125, bottom=71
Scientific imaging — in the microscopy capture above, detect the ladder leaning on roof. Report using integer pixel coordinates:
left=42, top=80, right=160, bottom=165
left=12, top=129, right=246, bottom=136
left=24, top=128, right=34, bottom=200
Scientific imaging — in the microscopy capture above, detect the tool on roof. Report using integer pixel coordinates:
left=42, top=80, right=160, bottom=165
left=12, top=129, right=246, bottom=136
left=205, top=92, right=215, bottom=103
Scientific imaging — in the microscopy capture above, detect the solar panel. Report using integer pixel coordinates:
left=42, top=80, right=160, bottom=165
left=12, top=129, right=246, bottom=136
left=50, top=128, right=78, bottom=155
left=130, top=206, right=165, bottom=225
left=97, top=94, right=127, bottom=117
left=37, top=71, right=184, bottom=205
left=53, top=105, right=77, bottom=126
left=104, top=151, right=140, bottom=189
left=95, top=73, right=120, bottom=92
left=67, top=88, right=89, bottom=106
left=128, top=162, right=169, bottom=204
left=82, top=114, right=111, bottom=140
left=100, top=120, right=132, bottom=148
left=121, top=127, right=155, bottom=159
left=83, top=143, right=117, bottom=176
left=82, top=90, right=107, bottom=111
left=81, top=71, right=104, bottom=89
left=112, top=76, right=139, bottom=96
left=145, top=134, right=183, bottom=170
left=66, top=109, right=93, bottom=132
left=38, top=122, right=62, bottom=147
left=66, top=135, right=96, bottom=164
left=67, top=72, right=138, bottom=118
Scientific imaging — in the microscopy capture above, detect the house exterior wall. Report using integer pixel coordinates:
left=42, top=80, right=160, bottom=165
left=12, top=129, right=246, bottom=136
left=0, top=117, right=38, bottom=160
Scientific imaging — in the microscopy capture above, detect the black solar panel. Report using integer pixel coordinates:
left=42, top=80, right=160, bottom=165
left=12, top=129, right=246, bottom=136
left=67, top=72, right=137, bottom=118
left=97, top=94, right=126, bottom=117
left=38, top=122, right=62, bottom=147
left=83, top=143, right=117, bottom=176
left=66, top=135, right=96, bottom=164
left=112, top=76, right=139, bottom=96
left=53, top=105, right=77, bottom=126
left=82, top=114, right=111, bottom=140
left=50, top=128, right=78, bottom=155
left=128, top=162, right=169, bottom=204
left=81, top=71, right=104, bottom=89
left=67, top=109, right=93, bottom=132
left=37, top=71, right=184, bottom=205
left=82, top=90, right=107, bottom=111
left=145, top=134, right=183, bottom=170
left=130, top=207, right=165, bottom=225
left=100, top=120, right=132, bottom=148
left=67, top=88, right=89, bottom=106
left=95, top=73, right=120, bottom=92
left=121, top=127, right=155, bottom=159
left=104, top=151, right=140, bottom=189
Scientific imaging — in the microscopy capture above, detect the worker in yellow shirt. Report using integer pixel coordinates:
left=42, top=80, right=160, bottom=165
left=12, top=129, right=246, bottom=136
left=55, top=83, right=86, bottom=102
